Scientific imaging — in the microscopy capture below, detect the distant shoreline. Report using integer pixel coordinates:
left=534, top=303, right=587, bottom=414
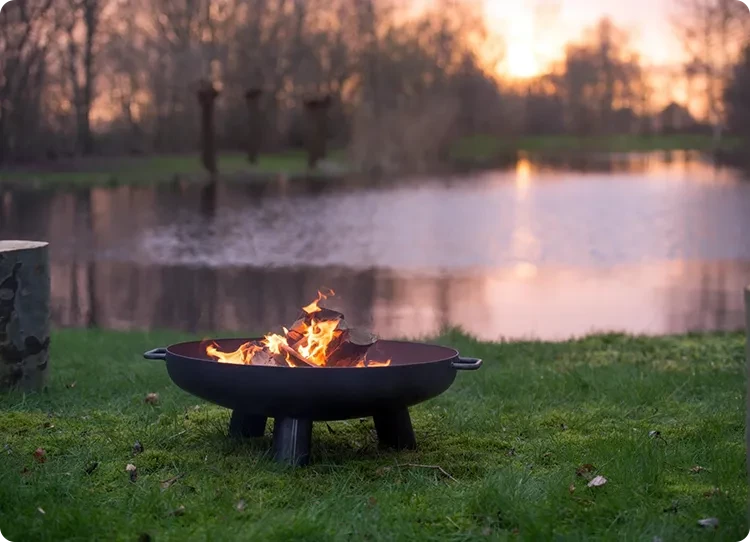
left=0, top=134, right=745, bottom=188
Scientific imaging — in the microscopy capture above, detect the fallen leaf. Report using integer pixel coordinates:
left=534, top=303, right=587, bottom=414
left=697, top=517, right=719, bottom=529
left=133, top=441, right=144, bottom=455
left=560, top=424, right=568, bottom=431
left=126, top=463, right=138, bottom=482
left=170, top=505, right=186, bottom=517
left=43, top=422, right=54, bottom=429
left=367, top=496, right=377, bottom=507
left=576, top=464, right=595, bottom=478
left=33, top=448, right=46, bottom=463
left=160, top=474, right=183, bottom=490
left=235, top=500, right=246, bottom=512
left=587, top=475, right=608, bottom=488
left=689, top=465, right=706, bottom=474
left=85, top=462, right=99, bottom=475
left=37, top=507, right=45, bottom=515
left=568, top=483, right=576, bottom=494
left=144, top=393, right=159, bottom=405
left=376, top=466, right=392, bottom=477
left=648, top=430, right=661, bottom=439
left=703, top=487, right=723, bottom=498
left=66, top=381, right=77, bottom=389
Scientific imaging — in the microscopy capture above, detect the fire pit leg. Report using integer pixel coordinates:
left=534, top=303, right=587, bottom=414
left=272, top=418, right=313, bottom=466
left=374, top=408, right=417, bottom=450
left=229, top=411, right=267, bottom=439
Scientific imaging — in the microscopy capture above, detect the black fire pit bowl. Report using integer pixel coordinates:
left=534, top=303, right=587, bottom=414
left=144, top=338, right=482, bottom=465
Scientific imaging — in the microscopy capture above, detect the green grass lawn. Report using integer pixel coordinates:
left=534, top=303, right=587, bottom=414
left=451, top=134, right=746, bottom=163
left=0, top=329, right=747, bottom=541
left=0, top=150, right=349, bottom=187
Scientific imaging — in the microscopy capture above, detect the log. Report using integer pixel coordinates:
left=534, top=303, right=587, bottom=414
left=0, top=241, right=50, bottom=391
left=327, top=328, right=378, bottom=367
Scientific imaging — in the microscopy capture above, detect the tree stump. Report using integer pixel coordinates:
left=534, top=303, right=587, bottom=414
left=197, top=79, right=220, bottom=175
left=745, top=285, right=750, bottom=517
left=245, top=88, right=263, bottom=164
left=0, top=241, right=50, bottom=391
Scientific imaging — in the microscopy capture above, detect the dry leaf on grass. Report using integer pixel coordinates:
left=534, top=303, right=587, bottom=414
left=160, top=474, right=183, bottom=490
left=587, top=475, right=608, bottom=488
left=697, top=517, right=719, bottom=529
left=703, top=487, right=724, bottom=498
left=568, top=484, right=576, bottom=494
left=376, top=466, right=392, bottom=477
left=689, top=465, right=706, bottom=474
left=235, top=500, right=246, bottom=512
left=37, top=507, right=45, bottom=515
left=43, top=422, right=54, bottom=429
left=66, top=381, right=77, bottom=389
left=126, top=463, right=138, bottom=482
left=33, top=448, right=46, bottom=463
left=170, top=505, right=186, bottom=517
left=575, top=464, right=595, bottom=478
left=144, top=393, right=159, bottom=405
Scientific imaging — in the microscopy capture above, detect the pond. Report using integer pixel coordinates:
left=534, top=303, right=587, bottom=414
left=2, top=151, right=749, bottom=341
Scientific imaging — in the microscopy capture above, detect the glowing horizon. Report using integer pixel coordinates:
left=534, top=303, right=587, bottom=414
left=484, top=0, right=688, bottom=79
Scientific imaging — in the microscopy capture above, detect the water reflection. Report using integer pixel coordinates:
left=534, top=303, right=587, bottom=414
left=2, top=151, right=750, bottom=340
left=49, top=260, right=749, bottom=340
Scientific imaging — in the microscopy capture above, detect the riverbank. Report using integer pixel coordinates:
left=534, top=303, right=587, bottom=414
left=1, top=133, right=745, bottom=188
left=0, top=329, right=745, bottom=540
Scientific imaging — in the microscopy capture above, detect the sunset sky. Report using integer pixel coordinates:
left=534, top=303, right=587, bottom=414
left=484, top=0, right=691, bottom=78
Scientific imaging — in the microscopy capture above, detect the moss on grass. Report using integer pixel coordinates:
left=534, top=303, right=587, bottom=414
left=0, top=329, right=746, bottom=541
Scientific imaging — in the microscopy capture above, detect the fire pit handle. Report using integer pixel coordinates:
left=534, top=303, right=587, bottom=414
left=143, top=348, right=168, bottom=361
left=452, top=357, right=482, bottom=371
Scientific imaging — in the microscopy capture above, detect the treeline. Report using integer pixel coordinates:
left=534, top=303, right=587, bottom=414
left=0, top=0, right=503, bottom=173
left=1, top=0, right=748, bottom=171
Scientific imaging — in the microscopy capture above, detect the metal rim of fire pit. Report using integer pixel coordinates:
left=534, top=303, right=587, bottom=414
left=144, top=338, right=482, bottom=465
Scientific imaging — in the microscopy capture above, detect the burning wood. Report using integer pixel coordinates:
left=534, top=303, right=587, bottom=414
left=206, top=290, right=390, bottom=368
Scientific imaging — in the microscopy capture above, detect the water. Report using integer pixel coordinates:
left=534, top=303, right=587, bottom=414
left=2, top=151, right=749, bottom=340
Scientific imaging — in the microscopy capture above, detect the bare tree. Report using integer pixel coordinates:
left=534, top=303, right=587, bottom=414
left=672, top=0, right=750, bottom=144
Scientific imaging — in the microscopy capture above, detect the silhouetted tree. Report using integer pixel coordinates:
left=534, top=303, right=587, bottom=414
left=725, top=44, right=750, bottom=138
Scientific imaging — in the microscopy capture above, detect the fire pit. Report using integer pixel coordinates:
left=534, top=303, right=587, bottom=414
left=143, top=291, right=482, bottom=465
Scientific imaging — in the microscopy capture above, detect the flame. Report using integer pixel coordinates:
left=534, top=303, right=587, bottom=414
left=206, top=290, right=390, bottom=368
left=297, top=318, right=341, bottom=365
left=355, top=359, right=392, bottom=368
left=302, top=288, right=334, bottom=314
left=206, top=341, right=263, bottom=365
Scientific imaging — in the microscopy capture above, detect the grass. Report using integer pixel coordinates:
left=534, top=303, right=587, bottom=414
left=0, top=150, right=348, bottom=187
left=3, top=132, right=744, bottom=188
left=451, top=134, right=746, bottom=163
left=0, top=329, right=747, bottom=541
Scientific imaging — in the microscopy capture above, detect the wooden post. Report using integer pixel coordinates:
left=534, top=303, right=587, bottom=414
left=245, top=88, right=263, bottom=165
left=303, top=95, right=331, bottom=169
left=197, top=79, right=220, bottom=175
left=0, top=241, right=50, bottom=391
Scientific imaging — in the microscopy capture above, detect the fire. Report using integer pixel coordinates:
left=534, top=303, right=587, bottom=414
left=206, top=290, right=391, bottom=368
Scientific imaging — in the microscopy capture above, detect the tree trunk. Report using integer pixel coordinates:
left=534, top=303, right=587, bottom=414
left=197, top=80, right=219, bottom=175
left=245, top=88, right=263, bottom=164
left=0, top=241, right=50, bottom=391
